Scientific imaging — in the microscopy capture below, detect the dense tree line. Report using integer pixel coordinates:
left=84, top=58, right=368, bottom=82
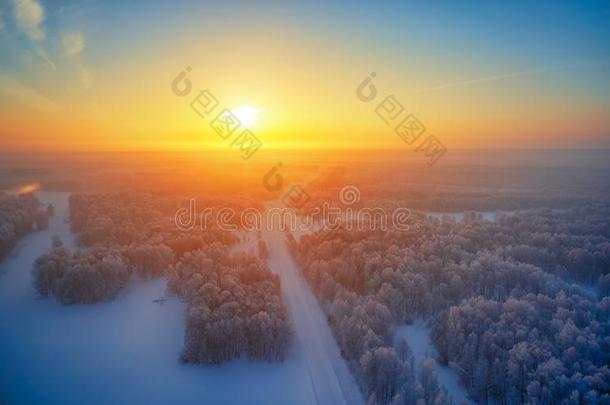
left=348, top=162, right=610, bottom=212
left=69, top=192, right=251, bottom=249
left=290, top=204, right=610, bottom=404
left=0, top=192, right=49, bottom=259
left=360, top=341, right=450, bottom=405
left=430, top=294, right=610, bottom=403
left=300, top=175, right=608, bottom=217
left=384, top=192, right=599, bottom=213
left=123, top=243, right=175, bottom=278
left=168, top=243, right=291, bottom=363
left=33, top=242, right=130, bottom=304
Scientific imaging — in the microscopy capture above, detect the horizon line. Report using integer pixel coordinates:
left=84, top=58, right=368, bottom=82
left=1, top=147, right=610, bottom=154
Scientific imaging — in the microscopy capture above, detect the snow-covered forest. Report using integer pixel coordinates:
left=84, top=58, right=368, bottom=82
left=2, top=153, right=610, bottom=404
left=32, top=192, right=292, bottom=364
left=168, top=246, right=291, bottom=363
left=290, top=205, right=610, bottom=404
left=0, top=192, right=50, bottom=259
left=33, top=243, right=131, bottom=304
left=26, top=191, right=610, bottom=403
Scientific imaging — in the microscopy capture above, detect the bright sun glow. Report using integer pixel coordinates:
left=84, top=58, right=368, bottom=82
left=232, top=106, right=263, bottom=129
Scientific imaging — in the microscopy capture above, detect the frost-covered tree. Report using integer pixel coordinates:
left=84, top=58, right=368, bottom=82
left=291, top=204, right=610, bottom=403
left=0, top=192, right=45, bottom=259
left=33, top=245, right=130, bottom=304
left=169, top=247, right=292, bottom=364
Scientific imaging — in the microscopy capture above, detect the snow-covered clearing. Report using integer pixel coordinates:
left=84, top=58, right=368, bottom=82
left=395, top=320, right=471, bottom=404
left=0, top=192, right=316, bottom=405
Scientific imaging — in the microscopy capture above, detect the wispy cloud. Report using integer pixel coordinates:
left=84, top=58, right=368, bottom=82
left=35, top=46, right=56, bottom=70
left=61, top=32, right=85, bottom=57
left=408, top=60, right=610, bottom=95
left=408, top=71, right=539, bottom=94
left=0, top=73, right=64, bottom=114
left=12, top=0, right=45, bottom=41
left=0, top=11, right=5, bottom=32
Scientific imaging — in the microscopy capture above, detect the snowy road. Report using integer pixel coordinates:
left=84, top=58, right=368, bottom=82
left=261, top=207, right=364, bottom=405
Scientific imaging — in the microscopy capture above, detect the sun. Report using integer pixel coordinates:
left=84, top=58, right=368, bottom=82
left=232, top=105, right=263, bottom=129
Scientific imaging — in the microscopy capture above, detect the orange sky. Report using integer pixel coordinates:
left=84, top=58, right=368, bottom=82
left=1, top=1, right=609, bottom=152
